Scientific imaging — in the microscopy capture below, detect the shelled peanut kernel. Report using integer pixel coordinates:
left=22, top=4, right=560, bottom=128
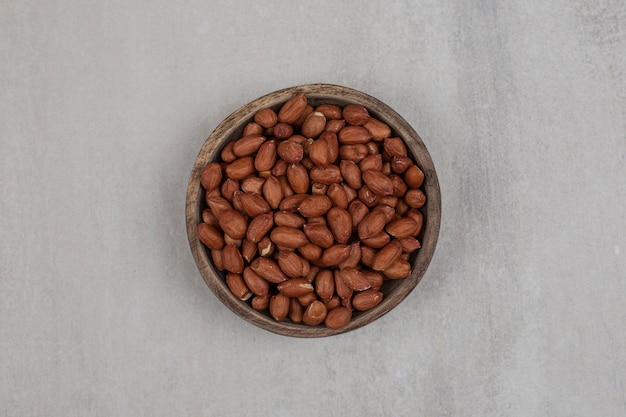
left=198, top=94, right=425, bottom=329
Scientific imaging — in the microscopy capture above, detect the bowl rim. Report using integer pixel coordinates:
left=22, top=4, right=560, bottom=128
left=186, top=83, right=441, bottom=338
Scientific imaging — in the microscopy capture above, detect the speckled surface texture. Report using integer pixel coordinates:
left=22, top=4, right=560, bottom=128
left=2, top=1, right=625, bottom=416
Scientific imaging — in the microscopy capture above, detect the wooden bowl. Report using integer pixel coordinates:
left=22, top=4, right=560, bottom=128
left=186, top=84, right=441, bottom=337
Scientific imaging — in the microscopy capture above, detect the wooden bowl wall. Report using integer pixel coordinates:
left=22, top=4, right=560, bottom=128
left=186, top=84, right=441, bottom=337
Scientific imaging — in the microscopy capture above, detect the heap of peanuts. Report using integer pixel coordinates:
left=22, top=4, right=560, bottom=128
left=197, top=93, right=426, bottom=329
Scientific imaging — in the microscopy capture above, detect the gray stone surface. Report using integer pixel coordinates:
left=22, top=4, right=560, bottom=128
left=1, top=1, right=625, bottom=416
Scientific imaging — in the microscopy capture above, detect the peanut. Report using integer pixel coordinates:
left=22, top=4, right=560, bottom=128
left=197, top=94, right=428, bottom=329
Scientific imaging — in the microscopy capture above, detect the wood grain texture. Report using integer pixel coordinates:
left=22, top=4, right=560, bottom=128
left=186, top=84, right=441, bottom=337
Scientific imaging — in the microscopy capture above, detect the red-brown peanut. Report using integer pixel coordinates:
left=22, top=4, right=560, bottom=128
left=197, top=94, right=427, bottom=329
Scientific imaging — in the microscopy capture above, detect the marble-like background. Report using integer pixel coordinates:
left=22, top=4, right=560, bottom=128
left=2, top=1, right=624, bottom=416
